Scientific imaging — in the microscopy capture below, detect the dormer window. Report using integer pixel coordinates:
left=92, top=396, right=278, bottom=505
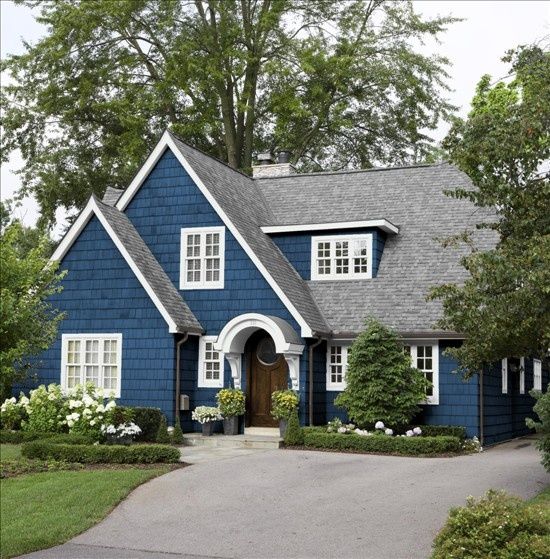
left=311, top=234, right=373, bottom=280
left=180, top=226, right=225, bottom=289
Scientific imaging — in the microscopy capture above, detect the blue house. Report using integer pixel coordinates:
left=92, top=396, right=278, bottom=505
left=34, top=131, right=547, bottom=446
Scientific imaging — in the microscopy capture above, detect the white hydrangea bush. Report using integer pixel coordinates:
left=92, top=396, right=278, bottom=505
left=192, top=406, right=222, bottom=424
left=101, top=422, right=142, bottom=445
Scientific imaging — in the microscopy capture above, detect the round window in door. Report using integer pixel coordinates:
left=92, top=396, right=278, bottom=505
left=256, top=337, right=278, bottom=366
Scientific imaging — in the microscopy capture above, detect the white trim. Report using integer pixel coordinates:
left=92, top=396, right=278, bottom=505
left=115, top=131, right=314, bottom=338
left=261, top=219, right=399, bottom=235
left=311, top=233, right=373, bottom=281
left=60, top=333, right=122, bottom=398
left=198, top=336, right=224, bottom=388
left=519, top=357, right=525, bottom=394
left=50, top=197, right=180, bottom=333
left=502, top=358, right=508, bottom=394
left=534, top=359, right=542, bottom=391
left=179, top=226, right=225, bottom=289
left=404, top=341, right=439, bottom=405
left=326, top=342, right=349, bottom=391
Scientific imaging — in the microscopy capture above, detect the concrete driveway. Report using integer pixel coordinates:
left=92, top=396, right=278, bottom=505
left=23, top=437, right=549, bottom=559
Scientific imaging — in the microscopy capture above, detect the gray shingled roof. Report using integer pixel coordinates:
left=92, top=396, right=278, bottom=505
left=169, top=133, right=330, bottom=335
left=94, top=196, right=203, bottom=334
left=255, top=164, right=497, bottom=336
left=102, top=187, right=124, bottom=206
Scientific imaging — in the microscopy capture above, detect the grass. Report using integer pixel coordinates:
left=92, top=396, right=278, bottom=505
left=529, top=484, right=550, bottom=507
left=0, top=444, right=21, bottom=461
left=0, top=466, right=172, bottom=558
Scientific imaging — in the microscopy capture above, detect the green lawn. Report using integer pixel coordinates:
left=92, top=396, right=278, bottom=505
left=0, top=466, right=171, bottom=558
left=529, top=484, right=550, bottom=506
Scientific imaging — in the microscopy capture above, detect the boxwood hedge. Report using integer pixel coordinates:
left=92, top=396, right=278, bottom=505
left=114, top=407, right=163, bottom=441
left=413, top=425, right=467, bottom=440
left=22, top=441, right=180, bottom=464
left=303, top=431, right=462, bottom=455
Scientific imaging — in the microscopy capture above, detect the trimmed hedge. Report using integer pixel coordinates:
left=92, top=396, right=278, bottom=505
left=413, top=425, right=467, bottom=440
left=303, top=431, right=462, bottom=455
left=21, top=441, right=181, bottom=464
left=116, top=407, right=163, bottom=441
left=0, top=430, right=56, bottom=444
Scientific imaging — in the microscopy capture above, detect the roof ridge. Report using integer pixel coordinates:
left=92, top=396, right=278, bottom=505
left=255, top=161, right=450, bottom=180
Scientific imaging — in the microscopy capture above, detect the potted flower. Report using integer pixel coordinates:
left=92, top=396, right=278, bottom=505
left=271, top=390, right=299, bottom=437
left=102, top=422, right=142, bottom=445
left=216, top=388, right=245, bottom=436
left=191, top=405, right=222, bottom=436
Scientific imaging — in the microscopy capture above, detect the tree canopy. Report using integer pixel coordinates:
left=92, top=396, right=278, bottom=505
left=430, top=45, right=550, bottom=376
left=1, top=0, right=455, bottom=225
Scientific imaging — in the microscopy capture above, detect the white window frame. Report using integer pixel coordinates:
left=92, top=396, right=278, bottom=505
left=198, top=336, right=224, bottom=388
left=501, top=358, right=508, bottom=394
left=519, top=357, right=525, bottom=394
left=404, top=341, right=439, bottom=405
left=326, top=342, right=350, bottom=391
left=534, top=359, right=542, bottom=391
left=180, top=226, right=225, bottom=289
left=60, top=334, right=122, bottom=398
left=311, top=234, right=373, bottom=281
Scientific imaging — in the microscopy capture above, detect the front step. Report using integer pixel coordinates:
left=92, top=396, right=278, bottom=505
left=182, top=431, right=282, bottom=450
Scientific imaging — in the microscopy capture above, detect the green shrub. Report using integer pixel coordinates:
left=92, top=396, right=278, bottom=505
left=431, top=490, right=550, bottom=559
left=411, top=425, right=467, bottom=440
left=172, top=417, right=184, bottom=445
left=0, top=430, right=56, bottom=444
left=303, top=431, right=461, bottom=455
left=271, top=390, right=299, bottom=420
left=116, top=406, right=162, bottom=441
left=284, top=409, right=304, bottom=446
left=42, top=433, right=95, bottom=445
left=22, top=441, right=180, bottom=464
left=335, top=318, right=430, bottom=428
left=0, top=397, right=26, bottom=430
left=156, top=415, right=170, bottom=444
left=526, top=387, right=550, bottom=472
left=216, top=388, right=245, bottom=417
left=21, top=384, right=66, bottom=433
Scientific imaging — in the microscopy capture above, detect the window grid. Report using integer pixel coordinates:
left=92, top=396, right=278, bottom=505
left=502, top=358, right=508, bottom=394
left=534, top=359, right=542, bottom=391
left=326, top=344, right=349, bottom=390
left=62, top=335, right=121, bottom=396
left=404, top=342, right=439, bottom=405
left=198, top=337, right=224, bottom=388
left=181, top=228, right=224, bottom=289
left=519, top=357, right=525, bottom=395
left=312, top=235, right=372, bottom=280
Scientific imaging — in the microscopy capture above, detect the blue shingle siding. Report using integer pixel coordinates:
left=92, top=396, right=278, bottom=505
left=30, top=216, right=177, bottom=420
left=270, top=228, right=386, bottom=281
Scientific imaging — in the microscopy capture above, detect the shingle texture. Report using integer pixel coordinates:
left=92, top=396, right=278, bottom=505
left=169, top=133, right=330, bottom=335
left=102, top=187, right=124, bottom=206
left=94, top=196, right=203, bottom=334
left=256, top=164, right=497, bottom=335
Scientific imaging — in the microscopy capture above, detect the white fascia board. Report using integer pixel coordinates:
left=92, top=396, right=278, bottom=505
left=116, top=132, right=314, bottom=338
left=261, top=220, right=399, bottom=235
left=50, top=196, right=180, bottom=334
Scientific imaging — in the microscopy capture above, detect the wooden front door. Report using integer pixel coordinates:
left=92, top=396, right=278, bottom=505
left=248, top=334, right=288, bottom=427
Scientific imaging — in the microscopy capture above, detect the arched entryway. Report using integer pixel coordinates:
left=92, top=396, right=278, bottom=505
left=215, top=314, right=304, bottom=426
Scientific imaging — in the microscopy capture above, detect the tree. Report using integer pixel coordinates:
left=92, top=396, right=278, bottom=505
left=430, top=45, right=550, bottom=377
left=526, top=388, right=550, bottom=472
left=335, top=318, right=429, bottom=428
left=1, top=0, right=456, bottom=225
left=0, top=217, right=66, bottom=400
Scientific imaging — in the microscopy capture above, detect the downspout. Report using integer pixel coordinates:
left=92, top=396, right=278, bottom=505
left=479, top=369, right=484, bottom=448
left=175, top=333, right=189, bottom=424
left=309, top=337, right=323, bottom=426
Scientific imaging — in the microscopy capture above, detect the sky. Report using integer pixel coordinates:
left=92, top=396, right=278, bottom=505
left=1, top=0, right=549, bottom=232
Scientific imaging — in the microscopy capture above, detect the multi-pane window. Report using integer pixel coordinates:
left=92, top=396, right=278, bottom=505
left=326, top=343, right=349, bottom=390
left=501, top=358, right=508, bottom=394
left=198, top=336, right=224, bottom=388
left=61, top=334, right=122, bottom=397
left=534, top=359, right=542, bottom=391
left=312, top=235, right=372, bottom=280
left=519, top=357, right=525, bottom=395
left=404, top=342, right=439, bottom=404
left=180, top=227, right=225, bottom=289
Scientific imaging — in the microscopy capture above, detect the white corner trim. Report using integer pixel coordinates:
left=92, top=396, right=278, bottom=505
left=261, top=219, right=399, bottom=235
left=60, top=333, right=122, bottom=398
left=311, top=233, right=373, bottom=281
left=198, top=335, right=224, bottom=388
left=115, top=131, right=314, bottom=338
left=179, top=226, right=225, bottom=290
left=50, top=197, right=180, bottom=333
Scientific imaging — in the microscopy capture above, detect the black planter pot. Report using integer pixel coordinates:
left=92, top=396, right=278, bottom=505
left=279, top=419, right=288, bottom=438
left=202, top=422, right=215, bottom=436
left=223, top=416, right=239, bottom=436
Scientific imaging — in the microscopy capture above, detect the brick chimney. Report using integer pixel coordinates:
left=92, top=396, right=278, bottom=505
left=252, top=151, right=295, bottom=178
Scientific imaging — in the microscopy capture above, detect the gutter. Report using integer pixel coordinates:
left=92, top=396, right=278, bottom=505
left=308, top=337, right=324, bottom=426
left=175, top=333, right=189, bottom=424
